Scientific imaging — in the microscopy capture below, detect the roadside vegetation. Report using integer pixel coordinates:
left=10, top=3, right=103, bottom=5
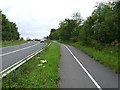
left=1, top=11, right=20, bottom=41
left=0, top=11, right=27, bottom=47
left=0, top=40, right=27, bottom=47
left=72, top=42, right=118, bottom=73
left=2, top=42, right=60, bottom=88
left=49, top=1, right=119, bottom=73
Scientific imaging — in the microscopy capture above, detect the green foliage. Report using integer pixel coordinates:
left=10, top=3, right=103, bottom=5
left=34, top=38, right=40, bottom=41
left=49, top=1, right=119, bottom=46
left=90, top=2, right=119, bottom=43
left=1, top=11, right=20, bottom=41
left=20, top=37, right=24, bottom=40
left=1, top=40, right=27, bottom=47
left=26, top=38, right=32, bottom=41
left=72, top=12, right=83, bottom=23
left=59, top=19, right=76, bottom=41
left=48, top=1, right=119, bottom=73
left=2, top=42, right=60, bottom=88
left=49, top=13, right=82, bottom=41
left=70, top=36, right=78, bottom=42
left=71, top=42, right=118, bottom=73
left=49, top=28, right=60, bottom=40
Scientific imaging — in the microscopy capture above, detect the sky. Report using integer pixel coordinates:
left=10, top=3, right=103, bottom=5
left=0, top=0, right=109, bottom=40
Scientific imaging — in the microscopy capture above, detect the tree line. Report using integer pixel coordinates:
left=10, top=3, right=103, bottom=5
left=49, top=1, right=119, bottom=47
left=0, top=11, right=20, bottom=41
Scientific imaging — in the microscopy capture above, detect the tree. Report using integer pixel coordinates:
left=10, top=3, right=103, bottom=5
left=50, top=28, right=56, bottom=33
left=20, top=37, right=24, bottom=40
left=80, top=1, right=119, bottom=44
left=49, top=28, right=60, bottom=40
left=72, top=12, right=82, bottom=24
left=1, top=11, right=20, bottom=41
left=49, top=1, right=119, bottom=46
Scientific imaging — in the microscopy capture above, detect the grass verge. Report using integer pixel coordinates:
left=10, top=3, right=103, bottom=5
left=0, top=40, right=27, bottom=47
left=70, top=42, right=119, bottom=73
left=60, top=40, right=119, bottom=73
left=2, top=42, right=60, bottom=88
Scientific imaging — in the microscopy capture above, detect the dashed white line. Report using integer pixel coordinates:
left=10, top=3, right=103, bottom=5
left=64, top=45, right=102, bottom=90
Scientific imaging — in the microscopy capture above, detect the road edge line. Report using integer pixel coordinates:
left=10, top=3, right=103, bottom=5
left=1, top=42, right=51, bottom=78
left=64, top=45, right=102, bottom=90
left=0, top=42, right=39, bottom=56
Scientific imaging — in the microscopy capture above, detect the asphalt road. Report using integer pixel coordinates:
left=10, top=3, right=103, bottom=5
left=59, top=44, right=118, bottom=89
left=1, top=41, right=38, bottom=54
left=0, top=41, right=45, bottom=72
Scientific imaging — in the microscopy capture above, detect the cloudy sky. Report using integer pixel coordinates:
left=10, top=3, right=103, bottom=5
left=0, top=0, right=108, bottom=39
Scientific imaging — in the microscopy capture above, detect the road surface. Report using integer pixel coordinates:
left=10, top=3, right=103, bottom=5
left=0, top=41, right=45, bottom=72
left=59, top=44, right=118, bottom=89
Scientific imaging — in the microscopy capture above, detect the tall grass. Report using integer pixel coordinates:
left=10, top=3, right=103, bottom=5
left=0, top=40, right=27, bottom=47
left=71, top=42, right=119, bottom=73
left=2, top=42, right=60, bottom=88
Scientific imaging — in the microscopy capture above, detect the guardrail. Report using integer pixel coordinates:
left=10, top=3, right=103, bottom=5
left=0, top=42, right=51, bottom=79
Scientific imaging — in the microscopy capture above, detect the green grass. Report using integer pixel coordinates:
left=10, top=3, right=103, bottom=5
left=71, top=42, right=119, bottom=73
left=2, top=42, right=60, bottom=88
left=0, top=40, right=27, bottom=47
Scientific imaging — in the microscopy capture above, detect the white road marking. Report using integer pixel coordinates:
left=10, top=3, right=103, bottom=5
left=0, top=43, right=39, bottom=56
left=1, top=51, right=36, bottom=74
left=1, top=49, right=43, bottom=78
left=64, top=45, right=102, bottom=90
left=1, top=42, right=51, bottom=78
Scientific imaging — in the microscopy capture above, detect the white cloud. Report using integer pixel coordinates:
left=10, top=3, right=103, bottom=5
left=0, top=0, right=108, bottom=39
